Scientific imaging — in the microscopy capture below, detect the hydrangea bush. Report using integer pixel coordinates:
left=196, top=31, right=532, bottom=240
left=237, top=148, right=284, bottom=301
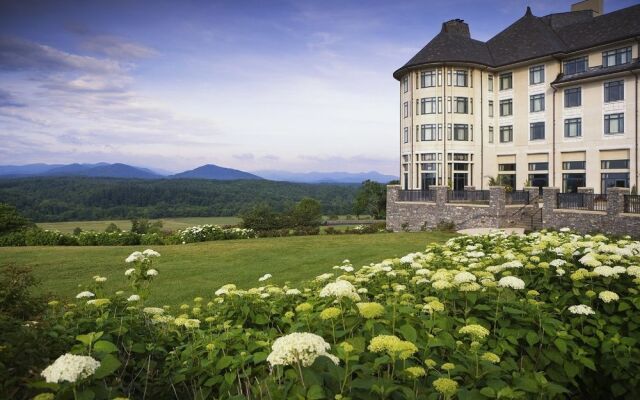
left=22, top=230, right=640, bottom=399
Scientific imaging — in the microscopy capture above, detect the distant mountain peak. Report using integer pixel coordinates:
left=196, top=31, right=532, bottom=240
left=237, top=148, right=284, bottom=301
left=170, top=164, right=263, bottom=180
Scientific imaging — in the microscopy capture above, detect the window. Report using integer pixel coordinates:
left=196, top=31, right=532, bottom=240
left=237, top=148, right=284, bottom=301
left=421, top=70, right=436, bottom=88
left=530, top=94, right=545, bottom=112
left=529, top=173, right=548, bottom=189
left=562, top=161, right=585, bottom=170
left=421, top=163, right=437, bottom=171
left=420, top=97, right=437, bottom=114
left=499, top=73, right=512, bottom=90
left=453, top=153, right=469, bottom=161
left=488, top=100, right=494, bottom=118
left=563, top=173, right=586, bottom=193
left=403, top=127, right=408, bottom=143
left=499, top=163, right=516, bottom=171
left=603, top=47, right=632, bottom=67
left=564, top=88, right=581, bottom=107
left=530, top=122, right=545, bottom=140
left=604, top=80, right=624, bottom=102
left=454, top=97, right=468, bottom=113
left=421, top=153, right=436, bottom=161
left=453, top=124, right=468, bottom=141
left=564, top=118, right=582, bottom=137
left=420, top=124, right=437, bottom=141
left=500, top=126, right=513, bottom=143
left=529, top=162, right=548, bottom=171
left=488, top=75, right=494, bottom=92
left=563, top=57, right=587, bottom=75
left=601, top=159, right=629, bottom=169
left=529, top=65, right=544, bottom=85
left=500, top=99, right=512, bottom=116
left=453, top=70, right=468, bottom=87
left=601, top=173, right=629, bottom=192
left=402, top=76, right=408, bottom=93
left=403, top=102, right=408, bottom=118
left=604, top=113, right=624, bottom=134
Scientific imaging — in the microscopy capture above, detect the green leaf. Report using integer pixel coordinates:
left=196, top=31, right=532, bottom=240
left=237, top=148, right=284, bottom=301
left=76, top=389, right=95, bottom=400
left=93, top=340, right=118, bottom=354
left=479, top=387, right=496, bottom=398
left=502, top=306, right=526, bottom=315
left=578, top=357, right=596, bottom=371
left=554, top=339, right=567, bottom=354
left=306, top=384, right=326, bottom=399
left=252, top=352, right=268, bottom=364
left=76, top=331, right=103, bottom=346
left=216, top=355, right=234, bottom=371
left=563, top=361, right=579, bottom=378
left=525, top=331, right=539, bottom=346
left=398, top=324, right=417, bottom=342
left=513, top=377, right=538, bottom=393
left=93, top=354, right=121, bottom=379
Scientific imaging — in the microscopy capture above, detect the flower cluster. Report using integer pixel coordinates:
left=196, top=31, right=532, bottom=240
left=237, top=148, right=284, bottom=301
left=266, top=332, right=339, bottom=367
left=41, top=354, right=101, bottom=383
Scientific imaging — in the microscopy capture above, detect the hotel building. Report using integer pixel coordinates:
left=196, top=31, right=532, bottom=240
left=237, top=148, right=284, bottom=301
left=394, top=0, right=640, bottom=193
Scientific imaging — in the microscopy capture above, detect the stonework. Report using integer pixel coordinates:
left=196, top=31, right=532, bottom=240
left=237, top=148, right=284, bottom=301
left=388, top=185, right=640, bottom=237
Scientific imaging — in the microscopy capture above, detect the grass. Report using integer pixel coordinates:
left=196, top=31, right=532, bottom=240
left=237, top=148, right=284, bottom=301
left=36, top=216, right=242, bottom=233
left=0, top=231, right=455, bottom=305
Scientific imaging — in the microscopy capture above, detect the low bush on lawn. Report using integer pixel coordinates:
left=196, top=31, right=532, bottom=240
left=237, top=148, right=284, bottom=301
left=10, top=229, right=640, bottom=399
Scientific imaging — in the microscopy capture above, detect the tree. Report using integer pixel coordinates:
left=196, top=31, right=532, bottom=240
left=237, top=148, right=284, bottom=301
left=0, top=203, right=33, bottom=235
left=353, top=180, right=387, bottom=220
left=104, top=223, right=121, bottom=233
left=289, top=198, right=322, bottom=227
left=240, top=203, right=285, bottom=231
left=130, top=218, right=163, bottom=234
left=72, top=227, right=82, bottom=236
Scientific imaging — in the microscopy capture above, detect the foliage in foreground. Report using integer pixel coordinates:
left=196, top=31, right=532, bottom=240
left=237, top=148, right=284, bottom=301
left=10, top=229, right=640, bottom=399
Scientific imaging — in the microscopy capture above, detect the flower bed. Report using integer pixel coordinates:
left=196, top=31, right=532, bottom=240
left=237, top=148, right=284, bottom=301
left=18, top=229, right=640, bottom=399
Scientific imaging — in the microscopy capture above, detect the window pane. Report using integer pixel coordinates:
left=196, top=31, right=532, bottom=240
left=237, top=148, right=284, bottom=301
left=604, top=80, right=624, bottom=102
left=500, top=73, right=512, bottom=90
left=530, top=122, right=545, bottom=140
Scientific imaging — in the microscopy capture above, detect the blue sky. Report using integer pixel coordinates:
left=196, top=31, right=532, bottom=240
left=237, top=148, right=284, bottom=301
left=0, top=0, right=636, bottom=174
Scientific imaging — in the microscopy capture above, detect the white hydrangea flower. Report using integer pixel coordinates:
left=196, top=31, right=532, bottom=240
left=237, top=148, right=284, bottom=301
left=266, top=332, right=339, bottom=367
left=453, top=271, right=476, bottom=284
left=258, top=274, right=272, bottom=282
left=125, top=251, right=145, bottom=263
left=142, top=249, right=161, bottom=257
left=556, top=268, right=566, bottom=276
left=627, top=265, right=640, bottom=277
left=319, top=280, right=360, bottom=301
left=127, top=294, right=140, bottom=302
left=568, top=304, right=595, bottom=315
left=75, top=291, right=95, bottom=299
left=285, top=289, right=301, bottom=295
left=215, top=284, right=236, bottom=296
left=579, top=253, right=602, bottom=268
left=559, top=227, right=571, bottom=232
left=315, top=273, right=334, bottom=282
left=549, top=259, right=566, bottom=267
left=598, top=290, right=619, bottom=303
left=124, top=268, right=135, bottom=276
left=41, top=353, right=100, bottom=383
left=146, top=269, right=158, bottom=277
left=93, top=276, right=107, bottom=283
left=497, top=276, right=525, bottom=290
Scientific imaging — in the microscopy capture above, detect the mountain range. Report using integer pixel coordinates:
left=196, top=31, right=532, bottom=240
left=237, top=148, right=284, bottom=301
left=0, top=163, right=397, bottom=183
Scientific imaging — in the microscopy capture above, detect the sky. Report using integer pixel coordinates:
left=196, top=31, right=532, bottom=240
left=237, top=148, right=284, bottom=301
left=0, top=0, right=636, bottom=174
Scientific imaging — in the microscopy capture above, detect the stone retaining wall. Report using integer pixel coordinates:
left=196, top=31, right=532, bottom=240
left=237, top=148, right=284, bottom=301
left=387, top=185, right=640, bottom=237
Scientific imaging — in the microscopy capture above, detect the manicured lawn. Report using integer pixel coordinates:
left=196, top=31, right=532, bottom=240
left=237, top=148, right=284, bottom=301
left=36, top=216, right=242, bottom=233
left=0, top=231, right=455, bottom=305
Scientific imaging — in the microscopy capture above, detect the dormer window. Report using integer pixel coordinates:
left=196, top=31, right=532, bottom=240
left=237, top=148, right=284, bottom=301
left=602, top=47, right=632, bottom=68
left=563, top=57, right=587, bottom=75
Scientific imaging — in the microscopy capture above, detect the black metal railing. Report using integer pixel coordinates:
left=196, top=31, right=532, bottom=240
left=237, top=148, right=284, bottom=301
left=624, top=195, right=640, bottom=213
left=506, top=190, right=530, bottom=205
left=447, top=190, right=490, bottom=204
left=398, top=189, right=436, bottom=202
left=557, top=193, right=608, bottom=211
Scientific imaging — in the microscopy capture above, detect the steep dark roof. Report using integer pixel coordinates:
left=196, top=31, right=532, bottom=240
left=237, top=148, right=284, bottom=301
left=394, top=4, right=640, bottom=80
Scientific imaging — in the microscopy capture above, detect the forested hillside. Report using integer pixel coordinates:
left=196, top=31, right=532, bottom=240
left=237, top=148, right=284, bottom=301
left=0, top=177, right=359, bottom=222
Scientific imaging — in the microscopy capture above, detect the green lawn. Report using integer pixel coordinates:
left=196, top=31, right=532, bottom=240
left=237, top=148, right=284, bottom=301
left=0, top=232, right=455, bottom=305
left=36, top=216, right=242, bottom=233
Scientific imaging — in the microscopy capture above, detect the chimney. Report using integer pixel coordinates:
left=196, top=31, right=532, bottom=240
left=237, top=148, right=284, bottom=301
left=571, top=0, right=603, bottom=16
left=441, top=19, right=470, bottom=38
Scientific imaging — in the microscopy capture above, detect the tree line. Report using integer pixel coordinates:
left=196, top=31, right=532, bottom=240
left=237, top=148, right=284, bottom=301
left=0, top=177, right=363, bottom=222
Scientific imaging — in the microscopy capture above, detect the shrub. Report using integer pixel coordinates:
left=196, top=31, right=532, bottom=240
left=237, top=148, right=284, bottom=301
left=18, top=231, right=640, bottom=399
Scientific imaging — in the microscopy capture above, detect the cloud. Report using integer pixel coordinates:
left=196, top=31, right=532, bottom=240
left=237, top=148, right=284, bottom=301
left=80, top=35, right=159, bottom=60
left=0, top=36, right=123, bottom=74
left=233, top=153, right=255, bottom=160
left=0, top=88, right=26, bottom=107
